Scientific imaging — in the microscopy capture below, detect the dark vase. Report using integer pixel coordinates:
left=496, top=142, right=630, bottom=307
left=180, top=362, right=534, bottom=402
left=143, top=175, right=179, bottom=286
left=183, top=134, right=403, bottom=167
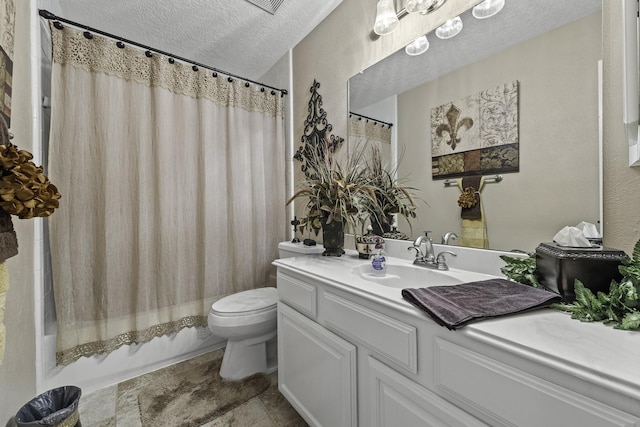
left=370, top=213, right=393, bottom=236
left=321, top=217, right=345, bottom=257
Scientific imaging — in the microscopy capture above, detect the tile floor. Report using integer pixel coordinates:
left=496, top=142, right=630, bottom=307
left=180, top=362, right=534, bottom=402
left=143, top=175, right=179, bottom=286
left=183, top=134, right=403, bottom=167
left=77, top=351, right=308, bottom=427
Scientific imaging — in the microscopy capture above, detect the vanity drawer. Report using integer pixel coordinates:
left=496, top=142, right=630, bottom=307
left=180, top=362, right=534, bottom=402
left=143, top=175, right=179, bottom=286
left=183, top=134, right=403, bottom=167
left=277, top=271, right=317, bottom=318
left=324, top=291, right=417, bottom=373
left=367, top=356, right=487, bottom=427
left=435, top=338, right=640, bottom=427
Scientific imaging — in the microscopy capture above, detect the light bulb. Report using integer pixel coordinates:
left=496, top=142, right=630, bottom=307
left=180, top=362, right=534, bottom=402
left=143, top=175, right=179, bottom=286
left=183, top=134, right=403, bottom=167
left=373, top=0, right=399, bottom=36
left=435, top=16, right=463, bottom=40
left=405, top=35, right=429, bottom=56
left=472, top=0, right=506, bottom=19
left=405, top=0, right=436, bottom=14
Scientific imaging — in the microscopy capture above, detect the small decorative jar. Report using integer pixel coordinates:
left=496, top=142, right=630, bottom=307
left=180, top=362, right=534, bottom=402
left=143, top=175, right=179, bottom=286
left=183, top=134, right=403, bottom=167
left=356, top=226, right=383, bottom=259
left=383, top=225, right=409, bottom=241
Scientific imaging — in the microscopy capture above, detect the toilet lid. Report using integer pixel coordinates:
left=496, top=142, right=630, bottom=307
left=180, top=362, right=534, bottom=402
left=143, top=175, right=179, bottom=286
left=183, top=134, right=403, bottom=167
left=211, top=287, right=278, bottom=316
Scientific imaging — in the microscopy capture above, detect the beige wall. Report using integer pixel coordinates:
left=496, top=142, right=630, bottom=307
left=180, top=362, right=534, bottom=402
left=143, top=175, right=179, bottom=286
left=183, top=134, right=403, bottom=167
left=0, top=0, right=37, bottom=422
left=293, top=1, right=640, bottom=254
left=397, top=12, right=601, bottom=252
left=290, top=0, right=480, bottom=225
left=603, top=0, right=640, bottom=254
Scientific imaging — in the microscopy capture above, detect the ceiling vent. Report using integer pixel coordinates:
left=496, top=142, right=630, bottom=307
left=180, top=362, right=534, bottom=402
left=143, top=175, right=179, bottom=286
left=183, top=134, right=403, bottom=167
left=243, top=0, right=285, bottom=14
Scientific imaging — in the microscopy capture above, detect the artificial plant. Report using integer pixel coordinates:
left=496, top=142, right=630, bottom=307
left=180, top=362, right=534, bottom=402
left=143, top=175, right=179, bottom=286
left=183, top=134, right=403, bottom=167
left=363, top=145, right=417, bottom=236
left=554, top=240, right=640, bottom=330
left=499, top=253, right=543, bottom=289
left=287, top=139, right=380, bottom=239
left=501, top=241, right=640, bottom=330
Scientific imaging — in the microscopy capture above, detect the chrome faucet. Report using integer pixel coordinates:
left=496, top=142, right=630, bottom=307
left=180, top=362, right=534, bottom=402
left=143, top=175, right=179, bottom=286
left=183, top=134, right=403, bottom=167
left=441, top=231, right=458, bottom=245
left=408, top=231, right=435, bottom=266
left=435, top=251, right=457, bottom=271
left=408, top=232, right=459, bottom=270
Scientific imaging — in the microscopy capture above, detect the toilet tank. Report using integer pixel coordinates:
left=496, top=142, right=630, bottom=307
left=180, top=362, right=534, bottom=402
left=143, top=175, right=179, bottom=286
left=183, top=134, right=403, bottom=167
left=278, top=241, right=325, bottom=258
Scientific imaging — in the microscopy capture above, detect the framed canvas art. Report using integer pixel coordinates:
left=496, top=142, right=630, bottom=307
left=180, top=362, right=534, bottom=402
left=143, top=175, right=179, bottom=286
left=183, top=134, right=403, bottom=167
left=431, top=81, right=519, bottom=179
left=0, top=0, right=15, bottom=128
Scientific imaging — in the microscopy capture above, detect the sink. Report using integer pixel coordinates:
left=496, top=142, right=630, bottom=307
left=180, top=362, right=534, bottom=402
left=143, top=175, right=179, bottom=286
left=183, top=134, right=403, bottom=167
left=353, top=262, right=463, bottom=288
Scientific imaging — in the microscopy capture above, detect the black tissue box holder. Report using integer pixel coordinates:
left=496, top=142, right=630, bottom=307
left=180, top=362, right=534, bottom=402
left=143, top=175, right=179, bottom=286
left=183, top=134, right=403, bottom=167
left=535, top=242, right=627, bottom=302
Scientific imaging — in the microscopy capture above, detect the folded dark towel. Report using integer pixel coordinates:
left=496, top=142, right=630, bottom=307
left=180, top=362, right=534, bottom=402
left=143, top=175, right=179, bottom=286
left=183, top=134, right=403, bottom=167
left=402, top=279, right=562, bottom=330
left=0, top=115, right=10, bottom=147
left=0, top=211, right=17, bottom=261
left=461, top=176, right=482, bottom=220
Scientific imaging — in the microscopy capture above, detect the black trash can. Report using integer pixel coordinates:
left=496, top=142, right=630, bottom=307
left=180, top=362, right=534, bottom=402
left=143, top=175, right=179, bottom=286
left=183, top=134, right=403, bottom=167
left=14, top=386, right=82, bottom=427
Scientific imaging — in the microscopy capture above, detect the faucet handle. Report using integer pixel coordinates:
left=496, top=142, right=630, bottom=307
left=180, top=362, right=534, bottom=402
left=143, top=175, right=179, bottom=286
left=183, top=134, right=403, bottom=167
left=435, top=251, right=457, bottom=271
left=441, top=231, right=459, bottom=245
left=408, top=245, right=423, bottom=259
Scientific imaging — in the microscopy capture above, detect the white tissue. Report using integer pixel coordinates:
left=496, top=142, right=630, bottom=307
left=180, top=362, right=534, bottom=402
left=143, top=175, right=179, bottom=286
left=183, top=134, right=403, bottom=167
left=575, top=221, right=601, bottom=239
left=553, top=226, right=592, bottom=247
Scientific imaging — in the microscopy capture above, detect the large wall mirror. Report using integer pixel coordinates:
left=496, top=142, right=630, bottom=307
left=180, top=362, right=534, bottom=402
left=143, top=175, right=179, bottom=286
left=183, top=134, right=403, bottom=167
left=349, top=0, right=603, bottom=253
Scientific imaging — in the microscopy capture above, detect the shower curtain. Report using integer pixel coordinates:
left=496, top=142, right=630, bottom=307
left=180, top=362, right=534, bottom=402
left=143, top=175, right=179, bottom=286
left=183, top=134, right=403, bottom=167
left=348, top=115, right=392, bottom=164
left=48, top=25, right=286, bottom=365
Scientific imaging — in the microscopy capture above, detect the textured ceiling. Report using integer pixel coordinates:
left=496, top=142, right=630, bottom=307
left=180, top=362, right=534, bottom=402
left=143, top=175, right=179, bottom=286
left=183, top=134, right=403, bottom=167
left=350, top=0, right=603, bottom=111
left=42, top=0, right=601, bottom=100
left=46, top=0, right=343, bottom=81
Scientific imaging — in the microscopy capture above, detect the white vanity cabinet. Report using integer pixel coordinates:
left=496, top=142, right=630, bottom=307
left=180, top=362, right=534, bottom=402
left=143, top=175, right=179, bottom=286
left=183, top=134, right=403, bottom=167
left=275, top=259, right=640, bottom=427
left=366, top=356, right=486, bottom=427
left=277, top=302, right=357, bottom=427
left=277, top=269, right=486, bottom=427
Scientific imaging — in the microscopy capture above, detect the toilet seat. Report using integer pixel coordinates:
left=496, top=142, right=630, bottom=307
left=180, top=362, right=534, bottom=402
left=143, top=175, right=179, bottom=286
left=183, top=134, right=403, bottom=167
left=211, top=287, right=278, bottom=317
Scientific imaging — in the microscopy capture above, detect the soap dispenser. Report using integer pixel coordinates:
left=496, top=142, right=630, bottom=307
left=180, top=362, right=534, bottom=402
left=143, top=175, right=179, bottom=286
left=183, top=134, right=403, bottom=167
left=370, top=237, right=387, bottom=276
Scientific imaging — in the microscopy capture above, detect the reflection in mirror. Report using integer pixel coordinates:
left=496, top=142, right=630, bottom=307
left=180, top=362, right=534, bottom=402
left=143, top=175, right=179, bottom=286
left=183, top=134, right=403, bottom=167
left=349, top=0, right=603, bottom=253
left=348, top=111, right=393, bottom=168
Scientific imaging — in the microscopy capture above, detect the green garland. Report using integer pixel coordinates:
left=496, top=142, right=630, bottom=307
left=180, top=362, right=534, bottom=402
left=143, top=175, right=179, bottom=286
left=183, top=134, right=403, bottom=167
left=501, top=242, right=640, bottom=331
left=499, top=253, right=542, bottom=289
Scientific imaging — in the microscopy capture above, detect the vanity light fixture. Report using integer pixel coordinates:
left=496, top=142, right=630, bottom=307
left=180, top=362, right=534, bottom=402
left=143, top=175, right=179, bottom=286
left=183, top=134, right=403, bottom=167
left=405, top=35, right=429, bottom=56
left=472, top=0, right=505, bottom=19
left=373, top=0, right=399, bottom=36
left=405, top=0, right=436, bottom=14
left=372, top=0, right=448, bottom=38
left=435, top=16, right=463, bottom=39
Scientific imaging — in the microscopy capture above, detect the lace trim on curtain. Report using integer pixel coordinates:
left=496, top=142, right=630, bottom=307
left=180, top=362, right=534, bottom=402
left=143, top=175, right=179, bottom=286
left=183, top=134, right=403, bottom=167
left=55, top=315, right=207, bottom=365
left=348, top=117, right=392, bottom=143
left=50, top=24, right=284, bottom=118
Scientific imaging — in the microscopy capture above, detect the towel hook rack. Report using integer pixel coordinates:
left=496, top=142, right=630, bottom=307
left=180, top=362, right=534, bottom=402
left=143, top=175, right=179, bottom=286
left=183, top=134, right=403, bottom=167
left=443, top=174, right=503, bottom=187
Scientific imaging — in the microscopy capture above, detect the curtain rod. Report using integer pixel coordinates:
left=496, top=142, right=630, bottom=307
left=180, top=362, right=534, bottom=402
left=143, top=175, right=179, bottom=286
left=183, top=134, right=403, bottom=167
left=443, top=174, right=503, bottom=187
left=348, top=111, right=393, bottom=128
left=38, top=9, right=288, bottom=97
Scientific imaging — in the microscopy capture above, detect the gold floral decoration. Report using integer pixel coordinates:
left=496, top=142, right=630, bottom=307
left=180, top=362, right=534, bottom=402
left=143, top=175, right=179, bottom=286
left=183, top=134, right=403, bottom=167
left=457, top=186, right=478, bottom=209
left=0, top=143, right=61, bottom=219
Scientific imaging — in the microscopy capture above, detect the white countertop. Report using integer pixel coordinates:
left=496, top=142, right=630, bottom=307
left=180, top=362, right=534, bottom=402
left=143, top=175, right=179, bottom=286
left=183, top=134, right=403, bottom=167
left=274, top=251, right=640, bottom=406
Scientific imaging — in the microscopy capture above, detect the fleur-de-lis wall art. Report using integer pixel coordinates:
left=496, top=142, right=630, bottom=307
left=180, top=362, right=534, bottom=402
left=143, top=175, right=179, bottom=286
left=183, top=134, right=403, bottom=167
left=431, top=80, right=519, bottom=180
left=435, top=104, right=473, bottom=151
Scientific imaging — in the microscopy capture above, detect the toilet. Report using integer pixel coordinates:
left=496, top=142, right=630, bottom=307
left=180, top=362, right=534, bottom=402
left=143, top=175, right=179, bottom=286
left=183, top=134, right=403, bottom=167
left=208, top=241, right=324, bottom=380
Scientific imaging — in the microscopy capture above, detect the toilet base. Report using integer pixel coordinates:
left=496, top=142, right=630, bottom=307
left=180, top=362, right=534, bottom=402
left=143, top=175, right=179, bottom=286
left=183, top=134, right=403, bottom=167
left=219, top=330, right=278, bottom=381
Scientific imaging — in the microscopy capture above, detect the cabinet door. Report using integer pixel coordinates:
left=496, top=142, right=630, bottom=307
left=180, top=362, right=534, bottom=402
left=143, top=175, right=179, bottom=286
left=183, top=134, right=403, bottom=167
left=367, top=357, right=487, bottom=427
left=277, top=302, right=357, bottom=427
left=435, top=338, right=640, bottom=427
